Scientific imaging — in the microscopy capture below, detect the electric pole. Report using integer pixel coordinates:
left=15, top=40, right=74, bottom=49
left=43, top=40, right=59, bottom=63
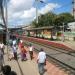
left=35, top=0, right=44, bottom=23
left=5, top=0, right=9, bottom=60
left=35, top=0, right=39, bottom=23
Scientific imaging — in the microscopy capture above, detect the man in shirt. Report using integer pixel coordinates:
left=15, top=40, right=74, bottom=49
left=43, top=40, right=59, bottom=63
left=37, top=48, right=46, bottom=75
left=0, top=42, right=5, bottom=54
left=12, top=44, right=17, bottom=60
left=12, top=39, right=17, bottom=46
left=29, top=44, right=34, bottom=60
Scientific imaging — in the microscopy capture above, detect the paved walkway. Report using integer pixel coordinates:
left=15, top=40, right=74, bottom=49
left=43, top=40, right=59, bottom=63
left=3, top=46, right=68, bottom=75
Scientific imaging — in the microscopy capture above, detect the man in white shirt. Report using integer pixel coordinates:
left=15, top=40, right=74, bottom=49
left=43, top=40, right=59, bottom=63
left=12, top=44, right=17, bottom=60
left=29, top=44, right=34, bottom=60
left=37, top=48, right=46, bottom=75
left=12, top=40, right=17, bottom=46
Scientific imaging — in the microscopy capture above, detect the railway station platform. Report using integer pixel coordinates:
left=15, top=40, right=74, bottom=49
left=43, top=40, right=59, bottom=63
left=3, top=46, right=68, bottom=75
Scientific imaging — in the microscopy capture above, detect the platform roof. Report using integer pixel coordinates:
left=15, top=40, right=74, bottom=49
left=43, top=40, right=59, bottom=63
left=26, top=26, right=54, bottom=31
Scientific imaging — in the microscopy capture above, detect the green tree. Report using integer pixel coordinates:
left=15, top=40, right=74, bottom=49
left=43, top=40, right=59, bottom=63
left=32, top=12, right=56, bottom=28
left=54, top=13, right=74, bottom=31
left=32, top=12, right=74, bottom=30
left=59, top=13, right=74, bottom=24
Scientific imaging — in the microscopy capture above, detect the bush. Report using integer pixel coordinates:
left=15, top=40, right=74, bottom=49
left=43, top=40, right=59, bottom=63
left=74, top=37, right=75, bottom=41
left=57, top=32, right=62, bottom=36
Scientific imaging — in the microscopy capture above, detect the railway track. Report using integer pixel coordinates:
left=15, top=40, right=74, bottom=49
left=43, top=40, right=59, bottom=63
left=20, top=36, right=75, bottom=55
left=27, top=40, right=75, bottom=55
left=24, top=40, right=75, bottom=75
left=35, top=49, right=75, bottom=75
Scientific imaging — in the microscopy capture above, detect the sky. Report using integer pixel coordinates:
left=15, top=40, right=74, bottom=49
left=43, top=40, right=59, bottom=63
left=7, top=0, right=72, bottom=27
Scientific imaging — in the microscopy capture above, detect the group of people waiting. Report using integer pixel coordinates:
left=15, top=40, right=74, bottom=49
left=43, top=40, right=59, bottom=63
left=9, top=38, right=47, bottom=75
left=0, top=38, right=47, bottom=75
left=18, top=40, right=47, bottom=75
left=19, top=39, right=47, bottom=75
left=9, top=39, right=34, bottom=61
left=18, top=39, right=34, bottom=61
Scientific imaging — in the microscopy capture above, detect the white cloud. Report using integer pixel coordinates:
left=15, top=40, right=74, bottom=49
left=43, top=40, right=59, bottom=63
left=8, top=0, right=60, bottom=25
left=8, top=7, right=36, bottom=25
left=40, top=3, right=60, bottom=14
left=8, top=0, right=35, bottom=12
left=21, top=7, right=36, bottom=18
left=8, top=0, right=35, bottom=25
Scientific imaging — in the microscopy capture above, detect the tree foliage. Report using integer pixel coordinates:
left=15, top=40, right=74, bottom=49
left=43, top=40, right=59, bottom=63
left=58, top=13, right=74, bottom=24
left=31, top=12, right=74, bottom=29
left=32, top=12, right=56, bottom=27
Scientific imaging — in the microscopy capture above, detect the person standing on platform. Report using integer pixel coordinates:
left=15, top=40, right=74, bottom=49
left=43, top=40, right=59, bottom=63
left=12, top=39, right=17, bottom=46
left=29, top=44, right=34, bottom=60
left=12, top=44, right=17, bottom=60
left=37, top=48, right=46, bottom=75
left=20, top=45, right=27, bottom=61
left=0, top=42, right=5, bottom=54
left=9, top=39, right=13, bottom=48
left=9, top=39, right=14, bottom=61
left=18, top=39, right=23, bottom=50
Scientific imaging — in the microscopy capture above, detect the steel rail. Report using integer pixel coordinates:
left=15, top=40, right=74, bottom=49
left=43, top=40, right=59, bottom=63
left=24, top=39, right=75, bottom=57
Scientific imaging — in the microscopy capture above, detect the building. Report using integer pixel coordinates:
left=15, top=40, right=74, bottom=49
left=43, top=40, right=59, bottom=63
left=0, top=24, right=6, bottom=44
left=68, top=22, right=75, bottom=31
left=22, top=25, right=55, bottom=39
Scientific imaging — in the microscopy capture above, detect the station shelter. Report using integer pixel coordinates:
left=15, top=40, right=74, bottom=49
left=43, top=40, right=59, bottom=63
left=24, top=26, right=55, bottom=39
left=0, top=25, right=6, bottom=44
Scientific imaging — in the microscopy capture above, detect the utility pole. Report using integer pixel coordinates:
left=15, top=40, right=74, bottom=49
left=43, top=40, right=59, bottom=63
left=72, top=0, right=75, bottom=20
left=35, top=0, right=44, bottom=23
left=5, top=0, right=9, bottom=60
left=35, top=0, right=39, bottom=23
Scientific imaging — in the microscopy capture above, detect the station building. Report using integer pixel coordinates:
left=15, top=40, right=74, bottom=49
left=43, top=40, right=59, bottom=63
left=0, top=24, right=6, bottom=44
